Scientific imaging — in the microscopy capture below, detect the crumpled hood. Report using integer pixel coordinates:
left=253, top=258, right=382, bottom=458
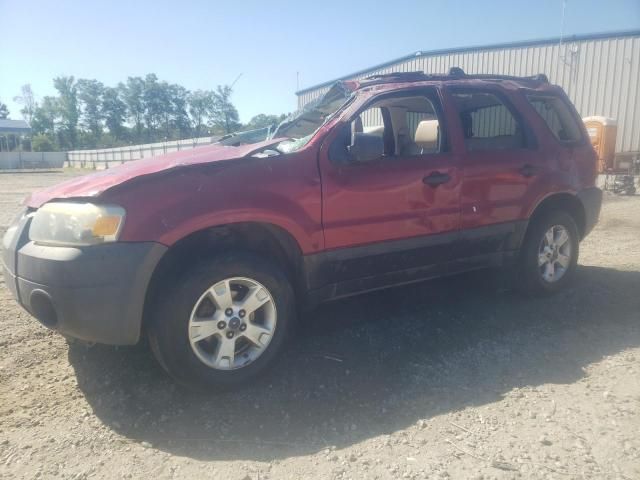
left=26, top=138, right=284, bottom=208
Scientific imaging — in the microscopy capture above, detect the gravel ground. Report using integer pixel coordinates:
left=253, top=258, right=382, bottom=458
left=1, top=170, right=639, bottom=480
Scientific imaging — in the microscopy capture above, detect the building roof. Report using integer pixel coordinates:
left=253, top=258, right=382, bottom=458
left=0, top=119, right=31, bottom=133
left=296, top=29, right=640, bottom=95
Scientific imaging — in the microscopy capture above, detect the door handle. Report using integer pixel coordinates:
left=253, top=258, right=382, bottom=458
left=423, top=171, right=451, bottom=187
left=519, top=164, right=538, bottom=178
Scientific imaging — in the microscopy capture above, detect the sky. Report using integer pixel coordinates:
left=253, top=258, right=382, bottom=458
left=0, top=0, right=639, bottom=123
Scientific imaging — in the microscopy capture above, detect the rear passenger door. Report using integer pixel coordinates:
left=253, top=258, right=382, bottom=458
left=447, top=88, right=546, bottom=256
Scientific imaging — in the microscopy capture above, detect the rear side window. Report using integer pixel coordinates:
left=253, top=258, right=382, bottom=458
left=451, top=91, right=525, bottom=151
left=527, top=95, right=583, bottom=143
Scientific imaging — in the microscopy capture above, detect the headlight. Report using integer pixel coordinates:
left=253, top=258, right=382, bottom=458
left=29, top=202, right=126, bottom=246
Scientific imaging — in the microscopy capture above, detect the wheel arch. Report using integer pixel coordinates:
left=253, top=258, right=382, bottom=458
left=141, top=221, right=306, bottom=333
left=526, top=192, right=587, bottom=240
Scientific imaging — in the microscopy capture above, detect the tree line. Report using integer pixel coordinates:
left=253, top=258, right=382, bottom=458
left=1, top=75, right=287, bottom=152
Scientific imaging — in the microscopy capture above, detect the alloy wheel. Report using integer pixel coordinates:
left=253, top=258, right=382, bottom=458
left=187, top=277, right=277, bottom=370
left=538, top=225, right=572, bottom=283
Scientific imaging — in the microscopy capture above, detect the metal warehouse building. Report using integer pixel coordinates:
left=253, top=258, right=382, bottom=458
left=296, top=30, right=640, bottom=159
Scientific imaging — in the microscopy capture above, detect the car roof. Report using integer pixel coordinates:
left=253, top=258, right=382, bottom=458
left=351, top=68, right=557, bottom=95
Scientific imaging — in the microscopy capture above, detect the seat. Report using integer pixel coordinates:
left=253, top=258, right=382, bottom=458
left=397, top=126, right=420, bottom=156
left=414, top=120, right=440, bottom=154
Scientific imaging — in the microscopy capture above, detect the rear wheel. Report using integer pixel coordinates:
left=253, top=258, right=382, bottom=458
left=518, top=211, right=579, bottom=295
left=148, top=252, right=295, bottom=390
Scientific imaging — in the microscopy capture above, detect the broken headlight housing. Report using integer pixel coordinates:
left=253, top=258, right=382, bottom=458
left=2, top=207, right=29, bottom=247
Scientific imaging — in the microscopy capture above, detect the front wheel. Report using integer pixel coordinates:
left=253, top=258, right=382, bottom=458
left=518, top=211, right=579, bottom=295
left=148, top=252, right=295, bottom=390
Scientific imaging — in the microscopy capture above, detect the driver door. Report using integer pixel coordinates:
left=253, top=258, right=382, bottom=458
left=315, top=88, right=462, bottom=292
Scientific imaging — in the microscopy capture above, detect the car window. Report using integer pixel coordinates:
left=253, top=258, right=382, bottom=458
left=451, top=91, right=525, bottom=151
left=352, top=107, right=385, bottom=138
left=343, top=93, right=445, bottom=162
left=527, top=95, right=583, bottom=143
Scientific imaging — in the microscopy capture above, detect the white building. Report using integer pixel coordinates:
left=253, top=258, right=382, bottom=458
left=296, top=30, right=640, bottom=160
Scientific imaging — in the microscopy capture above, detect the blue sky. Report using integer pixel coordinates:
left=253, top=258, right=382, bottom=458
left=0, top=0, right=638, bottom=123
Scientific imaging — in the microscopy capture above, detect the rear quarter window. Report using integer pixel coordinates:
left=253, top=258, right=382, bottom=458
left=526, top=95, right=584, bottom=143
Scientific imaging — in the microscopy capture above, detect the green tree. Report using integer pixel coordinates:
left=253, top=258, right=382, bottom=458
left=13, top=84, right=37, bottom=125
left=77, top=79, right=105, bottom=139
left=32, top=134, right=56, bottom=152
left=210, top=85, right=241, bottom=134
left=31, top=96, right=59, bottom=137
left=0, top=100, right=9, bottom=119
left=156, top=81, right=187, bottom=140
left=188, top=90, right=214, bottom=137
left=245, top=113, right=287, bottom=130
left=142, top=73, right=165, bottom=140
left=15, top=73, right=248, bottom=149
left=121, top=77, right=145, bottom=143
left=102, top=86, right=127, bottom=141
left=53, top=76, right=79, bottom=149
left=169, top=84, right=191, bottom=139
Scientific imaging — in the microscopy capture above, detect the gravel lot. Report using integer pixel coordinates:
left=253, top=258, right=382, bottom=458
left=1, top=170, right=639, bottom=480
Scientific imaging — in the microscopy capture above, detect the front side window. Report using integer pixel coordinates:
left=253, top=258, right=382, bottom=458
left=329, top=90, right=449, bottom=164
left=451, top=91, right=525, bottom=151
left=351, top=106, right=386, bottom=141
left=337, top=92, right=445, bottom=163
left=527, top=95, right=583, bottom=143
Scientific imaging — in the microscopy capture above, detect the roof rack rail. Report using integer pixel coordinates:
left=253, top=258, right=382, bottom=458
left=449, top=67, right=549, bottom=83
left=360, top=67, right=549, bottom=88
left=363, top=71, right=432, bottom=82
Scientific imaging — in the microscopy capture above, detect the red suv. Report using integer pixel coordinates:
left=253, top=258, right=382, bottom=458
left=2, top=69, right=602, bottom=389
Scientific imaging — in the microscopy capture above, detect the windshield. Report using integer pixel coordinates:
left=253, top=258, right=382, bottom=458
left=275, top=134, right=314, bottom=154
left=263, top=82, right=354, bottom=154
left=211, top=81, right=353, bottom=154
left=271, top=82, right=353, bottom=139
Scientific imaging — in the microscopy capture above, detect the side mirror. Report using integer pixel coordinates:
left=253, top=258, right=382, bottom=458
left=348, top=133, right=383, bottom=163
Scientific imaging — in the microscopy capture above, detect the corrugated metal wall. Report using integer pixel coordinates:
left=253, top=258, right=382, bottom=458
left=297, top=33, right=640, bottom=154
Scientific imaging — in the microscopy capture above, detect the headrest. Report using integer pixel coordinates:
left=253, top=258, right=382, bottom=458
left=414, top=120, right=439, bottom=148
left=363, top=125, right=385, bottom=137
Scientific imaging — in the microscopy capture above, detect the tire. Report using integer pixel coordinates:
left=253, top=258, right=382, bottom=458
left=147, top=251, right=295, bottom=390
left=518, top=211, right=579, bottom=295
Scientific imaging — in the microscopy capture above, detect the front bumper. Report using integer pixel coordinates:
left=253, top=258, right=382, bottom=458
left=2, top=214, right=167, bottom=345
left=577, top=186, right=603, bottom=238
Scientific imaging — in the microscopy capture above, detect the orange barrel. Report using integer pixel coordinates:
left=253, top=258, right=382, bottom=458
left=583, top=116, right=617, bottom=172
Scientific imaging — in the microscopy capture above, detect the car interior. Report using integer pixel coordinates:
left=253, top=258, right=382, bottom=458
left=451, top=91, right=525, bottom=151
left=350, top=95, right=442, bottom=159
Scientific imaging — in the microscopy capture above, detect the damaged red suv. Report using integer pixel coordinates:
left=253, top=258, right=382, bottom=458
left=2, top=69, right=602, bottom=389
